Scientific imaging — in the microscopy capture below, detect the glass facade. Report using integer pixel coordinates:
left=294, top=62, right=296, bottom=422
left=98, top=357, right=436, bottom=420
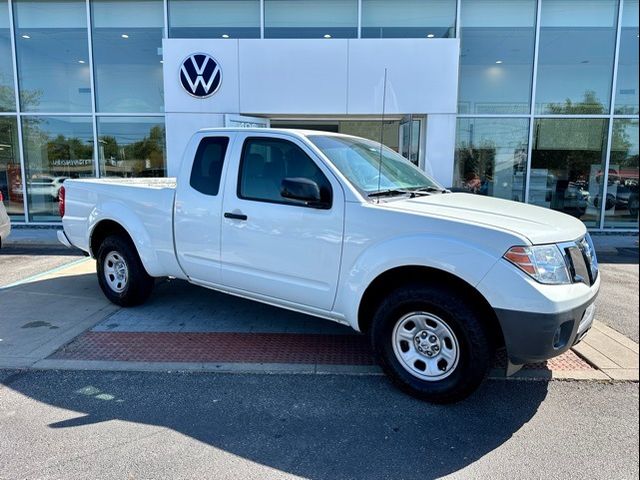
left=91, top=0, right=164, bottom=113
left=264, top=0, right=358, bottom=39
left=453, top=118, right=529, bottom=201
left=169, top=0, right=261, bottom=39
left=0, top=116, right=23, bottom=220
left=361, top=0, right=455, bottom=39
left=536, top=0, right=618, bottom=115
left=458, top=0, right=536, bottom=114
left=0, top=2, right=15, bottom=112
left=530, top=118, right=608, bottom=227
left=0, top=0, right=637, bottom=230
left=615, top=0, right=639, bottom=114
left=22, top=116, right=95, bottom=222
left=13, top=0, right=92, bottom=113
left=97, top=117, right=166, bottom=177
left=606, top=119, right=639, bottom=227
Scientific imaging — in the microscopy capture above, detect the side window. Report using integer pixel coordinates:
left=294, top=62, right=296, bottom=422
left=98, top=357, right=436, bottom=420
left=190, top=136, right=230, bottom=196
left=238, top=137, right=332, bottom=207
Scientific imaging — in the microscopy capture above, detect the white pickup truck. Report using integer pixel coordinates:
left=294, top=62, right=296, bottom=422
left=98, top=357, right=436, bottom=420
left=58, top=128, right=600, bottom=403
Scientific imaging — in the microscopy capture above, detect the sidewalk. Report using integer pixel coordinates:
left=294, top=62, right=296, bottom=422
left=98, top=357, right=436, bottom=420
left=1, top=259, right=637, bottom=382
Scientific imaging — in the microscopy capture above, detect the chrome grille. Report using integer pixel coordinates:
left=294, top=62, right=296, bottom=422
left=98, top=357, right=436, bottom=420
left=561, top=236, right=598, bottom=286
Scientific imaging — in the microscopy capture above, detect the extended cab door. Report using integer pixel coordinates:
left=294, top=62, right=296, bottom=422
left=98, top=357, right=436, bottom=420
left=174, top=134, right=234, bottom=284
left=220, top=133, right=345, bottom=311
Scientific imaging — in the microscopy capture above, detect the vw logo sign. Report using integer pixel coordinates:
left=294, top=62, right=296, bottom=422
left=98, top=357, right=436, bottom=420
left=179, top=53, right=222, bottom=98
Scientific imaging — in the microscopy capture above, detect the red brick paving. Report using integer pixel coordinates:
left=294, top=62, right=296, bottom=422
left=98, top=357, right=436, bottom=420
left=50, top=331, right=594, bottom=371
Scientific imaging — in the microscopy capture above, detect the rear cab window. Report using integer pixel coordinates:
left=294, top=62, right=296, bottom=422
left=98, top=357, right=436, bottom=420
left=190, top=136, right=230, bottom=196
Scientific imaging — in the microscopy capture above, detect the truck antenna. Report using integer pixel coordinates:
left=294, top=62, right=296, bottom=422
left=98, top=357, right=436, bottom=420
left=376, top=68, right=388, bottom=203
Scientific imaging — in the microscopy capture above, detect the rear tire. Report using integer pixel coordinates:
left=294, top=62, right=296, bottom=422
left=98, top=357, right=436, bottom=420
left=96, top=235, right=154, bottom=307
left=371, top=283, right=493, bottom=404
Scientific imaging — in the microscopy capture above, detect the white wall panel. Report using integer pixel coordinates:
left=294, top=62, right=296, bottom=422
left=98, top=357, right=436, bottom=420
left=238, top=39, right=349, bottom=114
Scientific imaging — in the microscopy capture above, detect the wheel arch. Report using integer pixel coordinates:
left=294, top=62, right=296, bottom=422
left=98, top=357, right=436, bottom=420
left=357, top=265, right=505, bottom=349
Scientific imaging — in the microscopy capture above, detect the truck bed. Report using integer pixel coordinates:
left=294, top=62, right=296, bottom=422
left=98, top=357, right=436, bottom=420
left=62, top=177, right=182, bottom=277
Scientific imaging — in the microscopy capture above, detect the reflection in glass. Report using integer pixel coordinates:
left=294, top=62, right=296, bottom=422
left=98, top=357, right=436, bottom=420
left=265, top=0, right=358, bottom=39
left=0, top=116, right=24, bottom=220
left=453, top=118, right=529, bottom=201
left=530, top=118, right=608, bottom=227
left=614, top=0, right=639, bottom=114
left=0, top=3, right=16, bottom=112
left=22, top=116, right=95, bottom=222
left=458, top=0, right=536, bottom=114
left=535, top=0, right=618, bottom=114
left=361, top=0, right=455, bottom=38
left=91, top=0, right=164, bottom=113
left=605, top=119, right=639, bottom=227
left=97, top=117, right=166, bottom=178
left=13, top=0, right=91, bottom=112
left=169, top=0, right=260, bottom=38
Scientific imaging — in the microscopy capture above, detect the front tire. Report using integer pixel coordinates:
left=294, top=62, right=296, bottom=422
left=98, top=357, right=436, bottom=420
left=371, top=283, right=493, bottom=404
left=96, top=235, right=154, bottom=307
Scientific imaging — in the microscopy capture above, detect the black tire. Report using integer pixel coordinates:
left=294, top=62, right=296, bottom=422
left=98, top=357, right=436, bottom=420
left=96, top=234, right=154, bottom=307
left=371, top=283, right=493, bottom=404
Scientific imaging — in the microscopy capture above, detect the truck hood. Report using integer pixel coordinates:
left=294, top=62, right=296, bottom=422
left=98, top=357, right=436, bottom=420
left=386, top=193, right=587, bottom=245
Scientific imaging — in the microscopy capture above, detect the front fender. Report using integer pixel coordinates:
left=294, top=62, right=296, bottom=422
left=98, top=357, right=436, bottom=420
left=87, top=201, right=163, bottom=277
left=334, top=234, right=501, bottom=330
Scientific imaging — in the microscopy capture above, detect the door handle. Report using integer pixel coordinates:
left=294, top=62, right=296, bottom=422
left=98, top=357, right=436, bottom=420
left=224, top=212, right=248, bottom=221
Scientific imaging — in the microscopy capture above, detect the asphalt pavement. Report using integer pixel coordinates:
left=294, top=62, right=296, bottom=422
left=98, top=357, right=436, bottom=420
left=0, top=244, right=84, bottom=288
left=0, top=369, right=638, bottom=480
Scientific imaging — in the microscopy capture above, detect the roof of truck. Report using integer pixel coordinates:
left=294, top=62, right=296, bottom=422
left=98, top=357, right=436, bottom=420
left=196, top=127, right=352, bottom=138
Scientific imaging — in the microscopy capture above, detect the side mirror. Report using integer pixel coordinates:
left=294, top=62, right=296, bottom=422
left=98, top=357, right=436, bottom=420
left=281, top=177, right=326, bottom=207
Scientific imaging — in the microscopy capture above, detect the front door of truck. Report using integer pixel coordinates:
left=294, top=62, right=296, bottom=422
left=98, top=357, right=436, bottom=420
left=220, top=133, right=344, bottom=311
left=174, top=134, right=233, bottom=285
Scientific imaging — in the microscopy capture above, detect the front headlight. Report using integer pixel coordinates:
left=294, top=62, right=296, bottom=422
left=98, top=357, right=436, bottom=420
left=504, top=245, right=571, bottom=285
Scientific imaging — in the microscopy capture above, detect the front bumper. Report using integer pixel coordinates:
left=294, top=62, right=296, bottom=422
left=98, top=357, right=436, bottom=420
left=495, top=295, right=597, bottom=365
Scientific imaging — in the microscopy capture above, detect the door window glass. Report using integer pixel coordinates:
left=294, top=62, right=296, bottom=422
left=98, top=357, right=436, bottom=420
left=238, top=137, right=331, bottom=206
left=190, top=136, right=229, bottom=196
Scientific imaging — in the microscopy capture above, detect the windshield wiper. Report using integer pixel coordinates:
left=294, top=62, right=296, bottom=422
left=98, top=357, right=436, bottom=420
left=412, top=186, right=449, bottom=194
left=367, top=189, right=415, bottom=198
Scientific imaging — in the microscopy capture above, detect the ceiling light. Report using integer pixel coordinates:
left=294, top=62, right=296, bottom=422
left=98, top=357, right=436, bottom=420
left=21, top=34, right=30, bottom=39
left=323, top=34, right=332, bottom=39
left=160, top=60, right=164, bottom=64
left=222, top=34, right=230, bottom=39
left=121, top=34, right=129, bottom=39
left=495, top=60, right=503, bottom=64
left=78, top=60, right=85, bottom=64
left=427, top=34, right=435, bottom=38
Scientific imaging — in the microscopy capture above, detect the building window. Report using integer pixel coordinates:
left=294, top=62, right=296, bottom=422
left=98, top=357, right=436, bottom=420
left=458, top=0, right=536, bottom=114
left=97, top=117, right=166, bottom=178
left=168, top=0, right=260, bottom=39
left=0, top=3, right=15, bottom=112
left=530, top=118, right=608, bottom=227
left=0, top=116, right=24, bottom=220
left=614, top=0, right=639, bottom=114
left=13, top=0, right=92, bottom=113
left=264, top=0, right=358, bottom=39
left=91, top=0, right=164, bottom=113
left=22, top=116, right=95, bottom=222
left=453, top=118, right=529, bottom=202
left=361, top=0, right=455, bottom=39
left=535, top=0, right=619, bottom=115
left=605, top=119, right=639, bottom=228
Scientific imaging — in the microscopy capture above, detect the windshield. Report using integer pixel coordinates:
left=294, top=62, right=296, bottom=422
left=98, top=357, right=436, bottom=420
left=308, top=134, right=442, bottom=196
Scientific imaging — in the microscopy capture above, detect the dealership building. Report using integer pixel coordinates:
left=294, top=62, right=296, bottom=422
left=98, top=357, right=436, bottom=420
left=0, top=0, right=638, bottom=230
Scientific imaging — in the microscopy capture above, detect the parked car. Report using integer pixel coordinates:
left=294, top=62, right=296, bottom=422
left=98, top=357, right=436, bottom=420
left=58, top=129, right=600, bottom=403
left=0, top=190, right=11, bottom=248
left=28, top=175, right=68, bottom=201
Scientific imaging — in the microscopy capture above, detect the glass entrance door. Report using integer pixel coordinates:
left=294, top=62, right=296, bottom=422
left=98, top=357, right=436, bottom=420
left=399, top=116, right=421, bottom=166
